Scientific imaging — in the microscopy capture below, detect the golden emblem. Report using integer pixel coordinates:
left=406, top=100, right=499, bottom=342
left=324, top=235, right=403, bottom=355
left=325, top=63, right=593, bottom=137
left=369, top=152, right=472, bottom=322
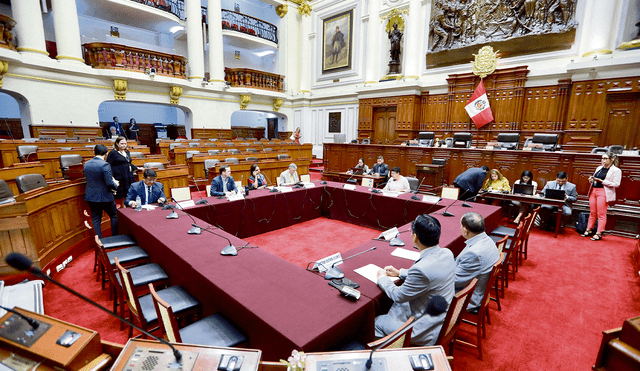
left=240, top=94, right=251, bottom=110
left=472, top=46, right=499, bottom=79
left=273, top=98, right=283, bottom=112
left=298, top=1, right=312, bottom=17
left=381, top=8, right=408, bottom=32
left=275, top=4, right=288, bottom=18
left=113, top=79, right=127, bottom=100
left=170, top=86, right=182, bottom=104
left=0, top=60, right=8, bottom=89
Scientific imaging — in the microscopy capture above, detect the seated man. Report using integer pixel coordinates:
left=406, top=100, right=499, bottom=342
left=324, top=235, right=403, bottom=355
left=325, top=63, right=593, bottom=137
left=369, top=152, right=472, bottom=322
left=108, top=116, right=125, bottom=137
left=538, top=171, right=578, bottom=229
left=368, top=156, right=389, bottom=180
left=383, top=166, right=411, bottom=192
left=375, top=214, right=455, bottom=346
left=210, top=165, right=238, bottom=197
left=125, top=169, right=166, bottom=208
left=279, top=163, right=300, bottom=185
left=453, top=165, right=489, bottom=200
left=456, top=212, right=500, bottom=312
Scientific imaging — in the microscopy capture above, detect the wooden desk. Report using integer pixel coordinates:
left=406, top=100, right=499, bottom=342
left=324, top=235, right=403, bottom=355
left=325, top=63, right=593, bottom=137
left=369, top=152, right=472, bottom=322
left=135, top=165, right=189, bottom=197
left=0, top=163, right=48, bottom=194
left=321, top=170, right=384, bottom=188
left=188, top=153, right=280, bottom=178
left=416, top=163, right=445, bottom=191
left=304, top=346, right=452, bottom=371
left=167, top=143, right=312, bottom=166
left=208, top=159, right=311, bottom=187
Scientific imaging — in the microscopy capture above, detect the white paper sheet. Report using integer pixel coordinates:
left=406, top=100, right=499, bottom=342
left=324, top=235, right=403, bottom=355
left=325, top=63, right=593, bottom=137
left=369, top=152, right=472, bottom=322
left=354, top=264, right=400, bottom=284
left=391, top=248, right=420, bottom=261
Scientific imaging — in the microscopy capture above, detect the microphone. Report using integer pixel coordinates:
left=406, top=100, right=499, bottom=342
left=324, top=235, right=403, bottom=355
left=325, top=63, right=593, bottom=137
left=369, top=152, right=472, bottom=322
left=262, top=171, right=275, bottom=187
left=0, top=305, right=40, bottom=329
left=365, top=295, right=448, bottom=369
left=170, top=197, right=201, bottom=234
left=5, top=252, right=184, bottom=362
left=435, top=193, right=475, bottom=217
left=189, top=175, right=208, bottom=204
left=410, top=176, right=427, bottom=200
left=325, top=247, right=377, bottom=280
left=344, top=171, right=357, bottom=185
left=192, top=223, right=237, bottom=256
left=69, top=120, right=80, bottom=140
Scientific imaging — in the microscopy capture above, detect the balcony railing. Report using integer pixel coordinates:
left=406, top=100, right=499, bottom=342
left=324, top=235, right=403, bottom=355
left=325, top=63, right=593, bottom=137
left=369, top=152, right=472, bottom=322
left=0, top=14, right=16, bottom=51
left=221, top=10, right=278, bottom=44
left=225, top=68, right=284, bottom=92
left=129, top=0, right=185, bottom=20
left=82, top=42, right=188, bottom=79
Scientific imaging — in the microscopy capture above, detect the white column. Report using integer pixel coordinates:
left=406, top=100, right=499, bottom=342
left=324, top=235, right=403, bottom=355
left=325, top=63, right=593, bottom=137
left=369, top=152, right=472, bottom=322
left=51, top=0, right=84, bottom=63
left=10, top=0, right=48, bottom=57
left=364, top=0, right=381, bottom=84
left=404, top=0, right=422, bottom=79
left=186, top=0, right=205, bottom=81
left=207, top=0, right=225, bottom=84
left=580, top=0, right=619, bottom=57
left=299, top=13, right=311, bottom=93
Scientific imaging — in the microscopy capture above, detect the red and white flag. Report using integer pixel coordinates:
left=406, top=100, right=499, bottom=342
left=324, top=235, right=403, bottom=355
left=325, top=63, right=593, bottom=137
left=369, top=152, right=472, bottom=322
left=465, top=81, right=494, bottom=128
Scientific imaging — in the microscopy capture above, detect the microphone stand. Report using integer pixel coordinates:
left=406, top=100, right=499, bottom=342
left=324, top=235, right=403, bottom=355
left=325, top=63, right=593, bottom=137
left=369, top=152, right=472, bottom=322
left=189, top=175, right=208, bottom=205
left=192, top=223, right=238, bottom=256
left=435, top=193, right=475, bottom=217
left=169, top=197, right=202, bottom=234
left=0, top=305, right=40, bottom=329
left=410, top=176, right=427, bottom=200
left=325, top=247, right=377, bottom=280
left=4, top=253, right=183, bottom=363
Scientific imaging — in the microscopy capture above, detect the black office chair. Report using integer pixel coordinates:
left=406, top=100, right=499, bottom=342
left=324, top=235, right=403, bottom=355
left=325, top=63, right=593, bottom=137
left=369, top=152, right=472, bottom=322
left=590, top=147, right=609, bottom=154
left=453, top=133, right=473, bottom=148
left=432, top=158, right=446, bottom=166
left=531, top=133, right=559, bottom=151
left=406, top=177, right=419, bottom=192
left=59, top=154, right=83, bottom=179
left=418, top=132, right=435, bottom=147
left=496, top=133, right=520, bottom=150
left=608, top=145, right=624, bottom=154
left=15, top=174, right=47, bottom=193
left=350, top=139, right=359, bottom=144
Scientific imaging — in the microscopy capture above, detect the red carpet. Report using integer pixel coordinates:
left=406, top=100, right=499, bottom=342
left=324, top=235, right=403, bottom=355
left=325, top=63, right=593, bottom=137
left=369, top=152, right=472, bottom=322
left=34, top=220, right=640, bottom=369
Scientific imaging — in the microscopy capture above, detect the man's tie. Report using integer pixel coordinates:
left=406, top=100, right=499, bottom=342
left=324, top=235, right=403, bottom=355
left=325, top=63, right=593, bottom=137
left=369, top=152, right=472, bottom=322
left=146, top=186, right=151, bottom=204
left=557, top=184, right=562, bottom=190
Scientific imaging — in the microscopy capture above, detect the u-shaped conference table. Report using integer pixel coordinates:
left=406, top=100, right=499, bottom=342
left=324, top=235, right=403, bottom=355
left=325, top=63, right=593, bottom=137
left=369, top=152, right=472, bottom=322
left=118, top=181, right=500, bottom=360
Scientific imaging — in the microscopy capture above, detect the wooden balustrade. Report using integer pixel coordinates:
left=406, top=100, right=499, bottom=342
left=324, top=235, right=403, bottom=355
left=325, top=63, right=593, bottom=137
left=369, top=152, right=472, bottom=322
left=82, top=42, right=188, bottom=79
left=0, top=14, right=16, bottom=51
left=224, top=68, right=284, bottom=92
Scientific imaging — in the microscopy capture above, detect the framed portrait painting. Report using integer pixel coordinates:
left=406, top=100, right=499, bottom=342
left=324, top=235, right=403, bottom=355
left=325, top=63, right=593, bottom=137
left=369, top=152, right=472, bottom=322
left=322, top=10, right=353, bottom=74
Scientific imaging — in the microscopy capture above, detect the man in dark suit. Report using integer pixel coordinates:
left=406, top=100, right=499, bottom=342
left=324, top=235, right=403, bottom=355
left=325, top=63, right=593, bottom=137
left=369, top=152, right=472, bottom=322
left=210, top=165, right=238, bottom=197
left=84, top=144, right=119, bottom=238
left=453, top=165, right=489, bottom=200
left=368, top=156, right=390, bottom=180
left=108, top=116, right=125, bottom=137
left=125, top=169, right=166, bottom=208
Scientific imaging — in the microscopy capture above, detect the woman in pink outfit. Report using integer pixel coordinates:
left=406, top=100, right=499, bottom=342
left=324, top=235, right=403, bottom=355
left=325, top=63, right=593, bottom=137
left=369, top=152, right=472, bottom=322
left=582, top=152, right=622, bottom=241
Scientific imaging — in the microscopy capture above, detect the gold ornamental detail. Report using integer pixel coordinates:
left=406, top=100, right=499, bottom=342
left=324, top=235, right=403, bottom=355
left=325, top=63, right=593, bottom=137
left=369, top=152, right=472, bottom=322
left=472, top=46, right=498, bottom=79
left=0, top=60, right=8, bottom=88
left=381, top=8, right=408, bottom=32
left=273, top=98, right=283, bottom=112
left=170, top=86, right=182, bottom=104
left=298, top=1, right=311, bottom=17
left=113, top=79, right=127, bottom=100
left=276, top=4, right=288, bottom=18
left=240, top=94, right=251, bottom=110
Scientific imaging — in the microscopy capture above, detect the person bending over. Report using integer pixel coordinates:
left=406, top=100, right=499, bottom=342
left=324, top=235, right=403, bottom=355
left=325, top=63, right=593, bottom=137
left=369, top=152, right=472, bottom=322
left=453, top=166, right=489, bottom=201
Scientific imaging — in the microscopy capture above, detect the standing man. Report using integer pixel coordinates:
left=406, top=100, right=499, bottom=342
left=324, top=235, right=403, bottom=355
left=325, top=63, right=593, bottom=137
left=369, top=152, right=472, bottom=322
left=456, top=212, right=500, bottom=312
left=369, top=156, right=390, bottom=180
left=84, top=144, right=119, bottom=238
left=279, top=163, right=300, bottom=185
left=210, top=165, right=238, bottom=196
left=453, top=165, right=489, bottom=200
left=375, top=214, right=455, bottom=345
left=538, top=171, right=578, bottom=229
left=109, top=116, right=125, bottom=137
left=125, top=169, right=166, bottom=208
left=330, top=26, right=346, bottom=64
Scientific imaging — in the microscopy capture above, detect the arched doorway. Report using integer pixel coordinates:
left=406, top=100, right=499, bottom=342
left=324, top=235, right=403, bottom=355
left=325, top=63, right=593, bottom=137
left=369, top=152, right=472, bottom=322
left=0, top=91, right=33, bottom=139
left=230, top=110, right=288, bottom=140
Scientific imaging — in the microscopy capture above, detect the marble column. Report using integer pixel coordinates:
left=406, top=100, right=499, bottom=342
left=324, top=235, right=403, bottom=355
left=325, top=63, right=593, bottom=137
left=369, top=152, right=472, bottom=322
left=364, top=0, right=381, bottom=84
left=51, top=0, right=84, bottom=63
left=186, top=0, right=205, bottom=81
left=299, top=13, right=311, bottom=93
left=403, top=0, right=422, bottom=79
left=581, top=0, right=620, bottom=57
left=207, top=0, right=225, bottom=83
left=10, top=0, right=48, bottom=57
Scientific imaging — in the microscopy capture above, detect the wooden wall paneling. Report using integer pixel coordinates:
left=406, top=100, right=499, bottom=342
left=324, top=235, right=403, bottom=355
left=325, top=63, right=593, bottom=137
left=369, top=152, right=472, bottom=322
left=618, top=156, right=640, bottom=206
left=566, top=81, right=607, bottom=132
left=490, top=151, right=521, bottom=186
left=404, top=148, right=429, bottom=177
left=432, top=149, right=454, bottom=182
left=601, top=93, right=640, bottom=149
left=522, top=85, right=564, bottom=132
left=526, top=152, right=562, bottom=189
left=358, top=99, right=373, bottom=139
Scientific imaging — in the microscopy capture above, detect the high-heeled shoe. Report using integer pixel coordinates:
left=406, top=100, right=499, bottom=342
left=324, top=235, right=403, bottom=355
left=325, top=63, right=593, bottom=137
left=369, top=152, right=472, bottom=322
left=591, top=233, right=603, bottom=241
left=581, top=230, right=593, bottom=237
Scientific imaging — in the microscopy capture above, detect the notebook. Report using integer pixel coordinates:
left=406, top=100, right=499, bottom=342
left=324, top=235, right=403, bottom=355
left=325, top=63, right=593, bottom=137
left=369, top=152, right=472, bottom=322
left=513, top=183, right=534, bottom=196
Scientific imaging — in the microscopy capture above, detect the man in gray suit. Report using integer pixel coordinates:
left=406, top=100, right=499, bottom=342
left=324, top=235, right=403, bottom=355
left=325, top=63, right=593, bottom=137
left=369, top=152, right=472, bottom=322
left=375, top=214, right=455, bottom=346
left=538, top=171, right=578, bottom=229
left=84, top=144, right=119, bottom=238
left=455, top=212, right=500, bottom=312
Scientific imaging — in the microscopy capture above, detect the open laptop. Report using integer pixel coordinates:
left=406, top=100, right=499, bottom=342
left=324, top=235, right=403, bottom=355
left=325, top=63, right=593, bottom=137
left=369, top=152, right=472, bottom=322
left=513, top=183, right=534, bottom=196
left=545, top=188, right=566, bottom=200
left=351, top=167, right=364, bottom=175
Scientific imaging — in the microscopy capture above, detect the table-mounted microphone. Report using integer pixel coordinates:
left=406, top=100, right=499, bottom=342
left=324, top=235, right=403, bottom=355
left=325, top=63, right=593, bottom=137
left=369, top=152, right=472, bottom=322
left=435, top=194, right=475, bottom=217
left=170, top=197, right=201, bottom=234
left=410, top=177, right=427, bottom=200
left=189, top=175, right=208, bottom=205
left=192, top=223, right=237, bottom=256
left=4, top=252, right=184, bottom=363
left=0, top=305, right=39, bottom=329
left=325, top=247, right=377, bottom=280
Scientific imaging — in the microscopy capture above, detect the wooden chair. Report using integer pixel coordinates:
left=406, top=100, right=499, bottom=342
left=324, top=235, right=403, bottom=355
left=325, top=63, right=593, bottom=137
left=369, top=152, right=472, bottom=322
left=457, top=253, right=504, bottom=360
left=434, top=278, right=477, bottom=356
left=501, top=220, right=525, bottom=287
left=521, top=206, right=540, bottom=261
left=492, top=237, right=509, bottom=306
left=149, top=284, right=246, bottom=347
left=367, top=316, right=415, bottom=349
left=115, top=259, right=200, bottom=339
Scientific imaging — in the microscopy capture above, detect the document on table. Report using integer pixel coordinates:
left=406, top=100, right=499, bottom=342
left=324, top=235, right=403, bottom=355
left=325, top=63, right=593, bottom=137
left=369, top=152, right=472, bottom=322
left=391, top=247, right=420, bottom=261
left=354, top=264, right=400, bottom=284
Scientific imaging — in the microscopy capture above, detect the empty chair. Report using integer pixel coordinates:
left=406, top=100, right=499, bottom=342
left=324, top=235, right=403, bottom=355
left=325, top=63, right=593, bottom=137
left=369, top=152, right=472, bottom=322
left=453, top=132, right=473, bottom=148
left=188, top=142, right=199, bottom=147
left=367, top=316, right=415, bottom=349
left=608, top=145, right=624, bottom=154
left=186, top=150, right=200, bottom=159
left=263, top=148, right=274, bottom=152
left=15, top=174, right=47, bottom=193
left=143, top=162, right=165, bottom=170
left=225, top=157, right=239, bottom=164
left=209, top=138, right=218, bottom=141
left=150, top=284, right=246, bottom=347
left=531, top=133, right=559, bottom=151
left=23, top=138, right=38, bottom=143
left=432, top=158, right=446, bottom=166
left=228, top=148, right=241, bottom=154
left=169, top=143, right=184, bottom=150
left=435, top=278, right=478, bottom=356
left=0, top=180, right=15, bottom=205
left=246, top=148, right=258, bottom=153
left=445, top=137, right=454, bottom=148
left=591, top=147, right=609, bottom=154
left=246, top=157, right=259, bottom=162
left=59, top=154, right=83, bottom=178
left=17, top=145, right=39, bottom=162
left=208, top=149, right=220, bottom=155
left=277, top=154, right=290, bottom=161
left=362, top=138, right=371, bottom=145
left=418, top=132, right=435, bottom=147
left=253, top=141, right=262, bottom=145
left=129, top=151, right=145, bottom=159
left=93, top=234, right=138, bottom=273
left=235, top=137, right=244, bottom=141
left=350, top=139, right=359, bottom=144
left=496, top=133, right=520, bottom=150
left=406, top=177, right=419, bottom=192
left=204, top=159, right=220, bottom=177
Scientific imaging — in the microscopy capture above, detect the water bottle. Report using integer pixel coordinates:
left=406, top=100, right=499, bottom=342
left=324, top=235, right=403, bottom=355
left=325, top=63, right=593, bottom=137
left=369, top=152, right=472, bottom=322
left=135, top=195, right=142, bottom=211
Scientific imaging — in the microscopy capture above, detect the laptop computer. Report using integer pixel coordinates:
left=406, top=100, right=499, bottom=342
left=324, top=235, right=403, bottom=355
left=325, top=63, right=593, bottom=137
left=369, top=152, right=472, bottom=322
left=351, top=167, right=364, bottom=175
left=513, top=183, right=534, bottom=196
left=545, top=188, right=565, bottom=200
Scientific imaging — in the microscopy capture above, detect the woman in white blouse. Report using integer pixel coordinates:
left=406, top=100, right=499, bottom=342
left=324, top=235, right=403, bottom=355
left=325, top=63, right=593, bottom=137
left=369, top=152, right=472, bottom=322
left=583, top=152, right=622, bottom=241
left=383, top=167, right=411, bottom=192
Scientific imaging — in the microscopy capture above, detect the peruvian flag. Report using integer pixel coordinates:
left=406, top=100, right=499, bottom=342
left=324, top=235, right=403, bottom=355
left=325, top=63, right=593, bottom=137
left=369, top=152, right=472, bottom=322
left=465, top=81, right=494, bottom=128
